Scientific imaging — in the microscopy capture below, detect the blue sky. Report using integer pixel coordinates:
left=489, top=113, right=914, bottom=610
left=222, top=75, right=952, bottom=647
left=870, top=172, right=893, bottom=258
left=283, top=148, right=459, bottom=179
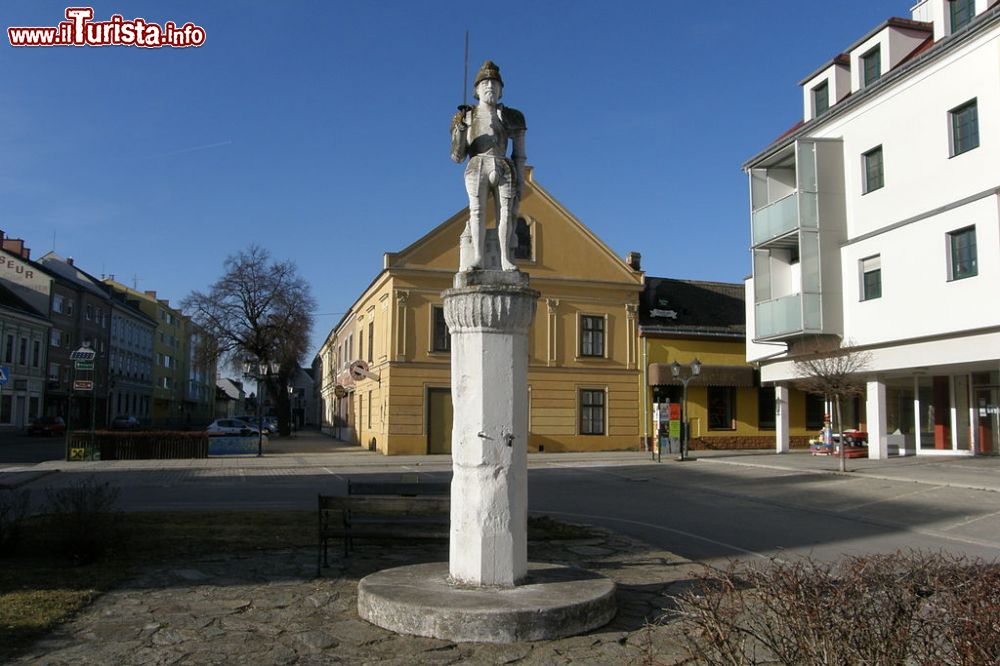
left=3, top=1, right=904, bottom=360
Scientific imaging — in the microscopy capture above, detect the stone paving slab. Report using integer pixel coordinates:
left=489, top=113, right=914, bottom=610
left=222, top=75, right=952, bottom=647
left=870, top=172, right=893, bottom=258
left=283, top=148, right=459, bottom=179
left=12, top=528, right=700, bottom=665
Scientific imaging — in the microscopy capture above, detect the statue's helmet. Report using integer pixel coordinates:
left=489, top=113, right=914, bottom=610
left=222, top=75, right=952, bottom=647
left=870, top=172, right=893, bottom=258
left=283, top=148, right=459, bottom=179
left=473, top=60, right=503, bottom=99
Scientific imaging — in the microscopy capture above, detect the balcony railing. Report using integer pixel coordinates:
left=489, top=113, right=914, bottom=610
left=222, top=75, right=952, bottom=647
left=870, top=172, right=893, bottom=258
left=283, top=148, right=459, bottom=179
left=752, top=193, right=799, bottom=246
left=755, top=293, right=802, bottom=340
left=754, top=293, right=823, bottom=340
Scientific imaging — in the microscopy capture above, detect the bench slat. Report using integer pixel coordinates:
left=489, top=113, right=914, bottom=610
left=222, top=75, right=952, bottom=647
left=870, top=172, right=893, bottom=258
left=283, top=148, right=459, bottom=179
left=347, top=481, right=450, bottom=497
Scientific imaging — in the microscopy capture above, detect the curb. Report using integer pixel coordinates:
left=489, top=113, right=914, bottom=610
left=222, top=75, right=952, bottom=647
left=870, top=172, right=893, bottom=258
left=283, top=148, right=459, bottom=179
left=0, top=469, right=61, bottom=490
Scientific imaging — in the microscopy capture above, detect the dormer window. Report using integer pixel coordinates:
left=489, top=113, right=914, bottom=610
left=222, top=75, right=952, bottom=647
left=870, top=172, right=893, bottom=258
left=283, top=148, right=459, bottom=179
left=949, top=0, right=975, bottom=33
left=813, top=81, right=830, bottom=117
left=861, top=47, right=881, bottom=87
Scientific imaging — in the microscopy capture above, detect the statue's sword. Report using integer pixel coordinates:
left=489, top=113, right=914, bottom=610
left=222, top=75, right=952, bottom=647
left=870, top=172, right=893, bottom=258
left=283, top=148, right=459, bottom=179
left=458, top=31, right=470, bottom=114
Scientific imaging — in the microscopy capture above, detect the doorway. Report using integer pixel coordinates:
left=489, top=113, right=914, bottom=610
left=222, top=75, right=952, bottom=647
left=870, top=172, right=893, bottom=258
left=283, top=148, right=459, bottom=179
left=975, top=386, right=999, bottom=455
left=426, top=388, right=453, bottom=454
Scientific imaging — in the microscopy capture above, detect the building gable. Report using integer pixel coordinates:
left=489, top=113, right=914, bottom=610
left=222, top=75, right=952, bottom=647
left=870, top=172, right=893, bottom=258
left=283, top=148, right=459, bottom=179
left=386, top=170, right=642, bottom=286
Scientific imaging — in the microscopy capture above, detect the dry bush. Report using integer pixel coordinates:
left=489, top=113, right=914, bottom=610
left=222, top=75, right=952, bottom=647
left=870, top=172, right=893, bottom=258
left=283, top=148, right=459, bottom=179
left=670, top=552, right=1000, bottom=666
left=0, top=489, right=30, bottom=555
left=44, top=480, right=123, bottom=565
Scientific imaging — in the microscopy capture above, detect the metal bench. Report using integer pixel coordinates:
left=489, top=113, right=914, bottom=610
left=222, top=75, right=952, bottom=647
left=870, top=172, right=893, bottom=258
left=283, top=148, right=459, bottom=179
left=316, top=494, right=450, bottom=576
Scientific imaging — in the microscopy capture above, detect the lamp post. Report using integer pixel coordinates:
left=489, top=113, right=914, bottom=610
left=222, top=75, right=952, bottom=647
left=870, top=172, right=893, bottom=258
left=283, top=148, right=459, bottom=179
left=243, top=358, right=279, bottom=457
left=671, top=357, right=701, bottom=461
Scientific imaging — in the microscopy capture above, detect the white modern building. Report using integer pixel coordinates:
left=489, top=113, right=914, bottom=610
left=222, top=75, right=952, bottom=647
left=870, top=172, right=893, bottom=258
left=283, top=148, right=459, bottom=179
left=745, top=0, right=1000, bottom=458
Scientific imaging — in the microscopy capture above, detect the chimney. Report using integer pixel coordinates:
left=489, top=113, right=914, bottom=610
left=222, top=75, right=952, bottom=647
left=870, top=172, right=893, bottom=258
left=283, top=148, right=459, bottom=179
left=67, top=257, right=74, bottom=266
left=626, top=251, right=642, bottom=271
left=145, top=290, right=157, bottom=298
left=2, top=238, right=23, bottom=256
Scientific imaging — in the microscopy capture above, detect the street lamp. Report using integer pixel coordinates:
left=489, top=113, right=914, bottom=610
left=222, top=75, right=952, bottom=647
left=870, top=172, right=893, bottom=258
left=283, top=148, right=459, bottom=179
left=243, top=357, right=279, bottom=457
left=671, top=357, right=701, bottom=461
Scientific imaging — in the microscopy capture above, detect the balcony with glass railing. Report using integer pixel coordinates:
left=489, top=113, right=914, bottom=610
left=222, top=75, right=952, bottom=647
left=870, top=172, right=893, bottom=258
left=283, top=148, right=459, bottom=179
left=753, top=292, right=823, bottom=341
left=752, top=193, right=799, bottom=246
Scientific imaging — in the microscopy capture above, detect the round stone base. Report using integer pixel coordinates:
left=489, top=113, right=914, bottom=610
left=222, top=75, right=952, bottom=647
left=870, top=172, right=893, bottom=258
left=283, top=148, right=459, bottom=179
left=357, top=561, right=616, bottom=643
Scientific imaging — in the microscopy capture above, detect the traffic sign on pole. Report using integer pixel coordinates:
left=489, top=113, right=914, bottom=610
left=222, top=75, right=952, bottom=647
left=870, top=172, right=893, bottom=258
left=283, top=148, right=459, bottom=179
left=74, top=360, right=94, bottom=370
left=0, top=367, right=8, bottom=385
left=73, top=380, right=94, bottom=391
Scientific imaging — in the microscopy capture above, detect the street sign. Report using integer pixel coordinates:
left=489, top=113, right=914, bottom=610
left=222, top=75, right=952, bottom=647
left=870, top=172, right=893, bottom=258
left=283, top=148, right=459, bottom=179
left=69, top=346, right=96, bottom=361
left=334, top=385, right=347, bottom=399
left=74, top=360, right=94, bottom=370
left=0, top=367, right=8, bottom=385
left=349, top=359, right=380, bottom=382
left=73, top=380, right=94, bottom=391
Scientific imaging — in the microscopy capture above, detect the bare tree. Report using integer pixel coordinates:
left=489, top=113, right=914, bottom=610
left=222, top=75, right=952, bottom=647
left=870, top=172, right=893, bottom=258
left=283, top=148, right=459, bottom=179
left=793, top=338, right=872, bottom=472
left=183, top=245, right=316, bottom=436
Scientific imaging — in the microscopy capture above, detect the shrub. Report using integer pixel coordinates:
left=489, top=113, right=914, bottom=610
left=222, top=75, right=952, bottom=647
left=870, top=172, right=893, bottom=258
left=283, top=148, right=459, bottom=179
left=44, top=480, right=123, bottom=565
left=669, top=552, right=1000, bottom=666
left=0, top=488, right=30, bottom=555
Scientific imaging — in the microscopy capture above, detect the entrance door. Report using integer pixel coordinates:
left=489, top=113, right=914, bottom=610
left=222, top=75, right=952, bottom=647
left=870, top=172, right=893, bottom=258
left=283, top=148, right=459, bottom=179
left=427, top=388, right=453, bottom=454
left=975, top=387, right=999, bottom=455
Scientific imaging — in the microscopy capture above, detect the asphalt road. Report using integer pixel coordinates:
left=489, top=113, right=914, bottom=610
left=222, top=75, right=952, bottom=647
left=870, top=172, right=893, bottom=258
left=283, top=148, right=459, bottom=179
left=12, top=452, right=1000, bottom=565
left=0, top=432, right=66, bottom=466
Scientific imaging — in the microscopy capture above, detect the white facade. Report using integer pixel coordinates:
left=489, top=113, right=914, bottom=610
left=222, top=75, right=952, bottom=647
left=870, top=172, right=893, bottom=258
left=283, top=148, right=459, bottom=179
left=746, top=0, right=1000, bottom=458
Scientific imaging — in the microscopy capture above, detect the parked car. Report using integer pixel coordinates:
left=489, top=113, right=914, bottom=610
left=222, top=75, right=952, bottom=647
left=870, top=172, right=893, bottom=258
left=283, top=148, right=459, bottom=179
left=26, top=416, right=67, bottom=437
left=235, top=415, right=275, bottom=435
left=110, top=415, right=141, bottom=431
left=206, top=418, right=259, bottom=436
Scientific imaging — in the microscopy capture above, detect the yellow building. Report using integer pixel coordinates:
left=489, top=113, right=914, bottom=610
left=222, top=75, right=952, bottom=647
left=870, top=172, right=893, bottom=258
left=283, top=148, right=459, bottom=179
left=317, top=169, right=645, bottom=455
left=640, top=278, right=814, bottom=450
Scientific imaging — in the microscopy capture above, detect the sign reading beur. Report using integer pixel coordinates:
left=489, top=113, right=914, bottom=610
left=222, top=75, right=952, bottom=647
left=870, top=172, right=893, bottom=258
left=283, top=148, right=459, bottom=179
left=73, top=380, right=94, bottom=391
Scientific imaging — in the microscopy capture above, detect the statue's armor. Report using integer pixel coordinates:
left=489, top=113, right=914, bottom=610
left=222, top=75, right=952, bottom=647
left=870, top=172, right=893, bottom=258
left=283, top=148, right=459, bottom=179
left=450, top=95, right=527, bottom=272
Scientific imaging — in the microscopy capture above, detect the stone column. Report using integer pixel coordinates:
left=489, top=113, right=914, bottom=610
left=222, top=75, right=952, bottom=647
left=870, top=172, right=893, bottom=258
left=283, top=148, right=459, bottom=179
left=443, top=270, right=538, bottom=587
left=866, top=378, right=888, bottom=460
left=775, top=384, right=790, bottom=453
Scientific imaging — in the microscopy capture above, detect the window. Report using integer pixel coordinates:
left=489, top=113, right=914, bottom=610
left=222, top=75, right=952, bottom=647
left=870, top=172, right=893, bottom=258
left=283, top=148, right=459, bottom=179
left=52, top=293, right=64, bottom=314
left=805, top=394, right=826, bottom=430
left=85, top=305, right=93, bottom=321
left=514, top=217, right=532, bottom=260
left=812, top=81, right=830, bottom=117
left=861, top=46, right=881, bottom=87
left=580, top=315, right=605, bottom=357
left=3, top=334, right=11, bottom=363
left=950, top=99, right=979, bottom=156
left=948, top=226, right=978, bottom=280
left=367, top=321, right=374, bottom=362
left=50, top=329, right=62, bottom=348
left=708, top=387, right=736, bottom=430
left=862, top=145, right=884, bottom=193
left=32, top=340, right=41, bottom=367
left=758, top=388, right=776, bottom=430
left=18, top=337, right=28, bottom=365
left=950, top=0, right=975, bottom=32
left=432, top=306, right=450, bottom=352
left=579, top=389, right=605, bottom=435
left=861, top=255, right=882, bottom=300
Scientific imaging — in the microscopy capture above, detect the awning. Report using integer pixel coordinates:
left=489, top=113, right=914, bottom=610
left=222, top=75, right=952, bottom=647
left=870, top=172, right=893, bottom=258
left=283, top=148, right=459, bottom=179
left=648, top=363, right=755, bottom=387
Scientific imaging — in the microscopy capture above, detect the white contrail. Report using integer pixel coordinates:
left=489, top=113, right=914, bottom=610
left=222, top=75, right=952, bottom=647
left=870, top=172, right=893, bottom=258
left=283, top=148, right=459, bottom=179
left=160, top=139, right=233, bottom=157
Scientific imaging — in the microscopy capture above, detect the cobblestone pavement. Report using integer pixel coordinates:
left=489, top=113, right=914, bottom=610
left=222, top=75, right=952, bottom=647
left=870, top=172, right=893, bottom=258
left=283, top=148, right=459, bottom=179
left=14, top=530, right=702, bottom=665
